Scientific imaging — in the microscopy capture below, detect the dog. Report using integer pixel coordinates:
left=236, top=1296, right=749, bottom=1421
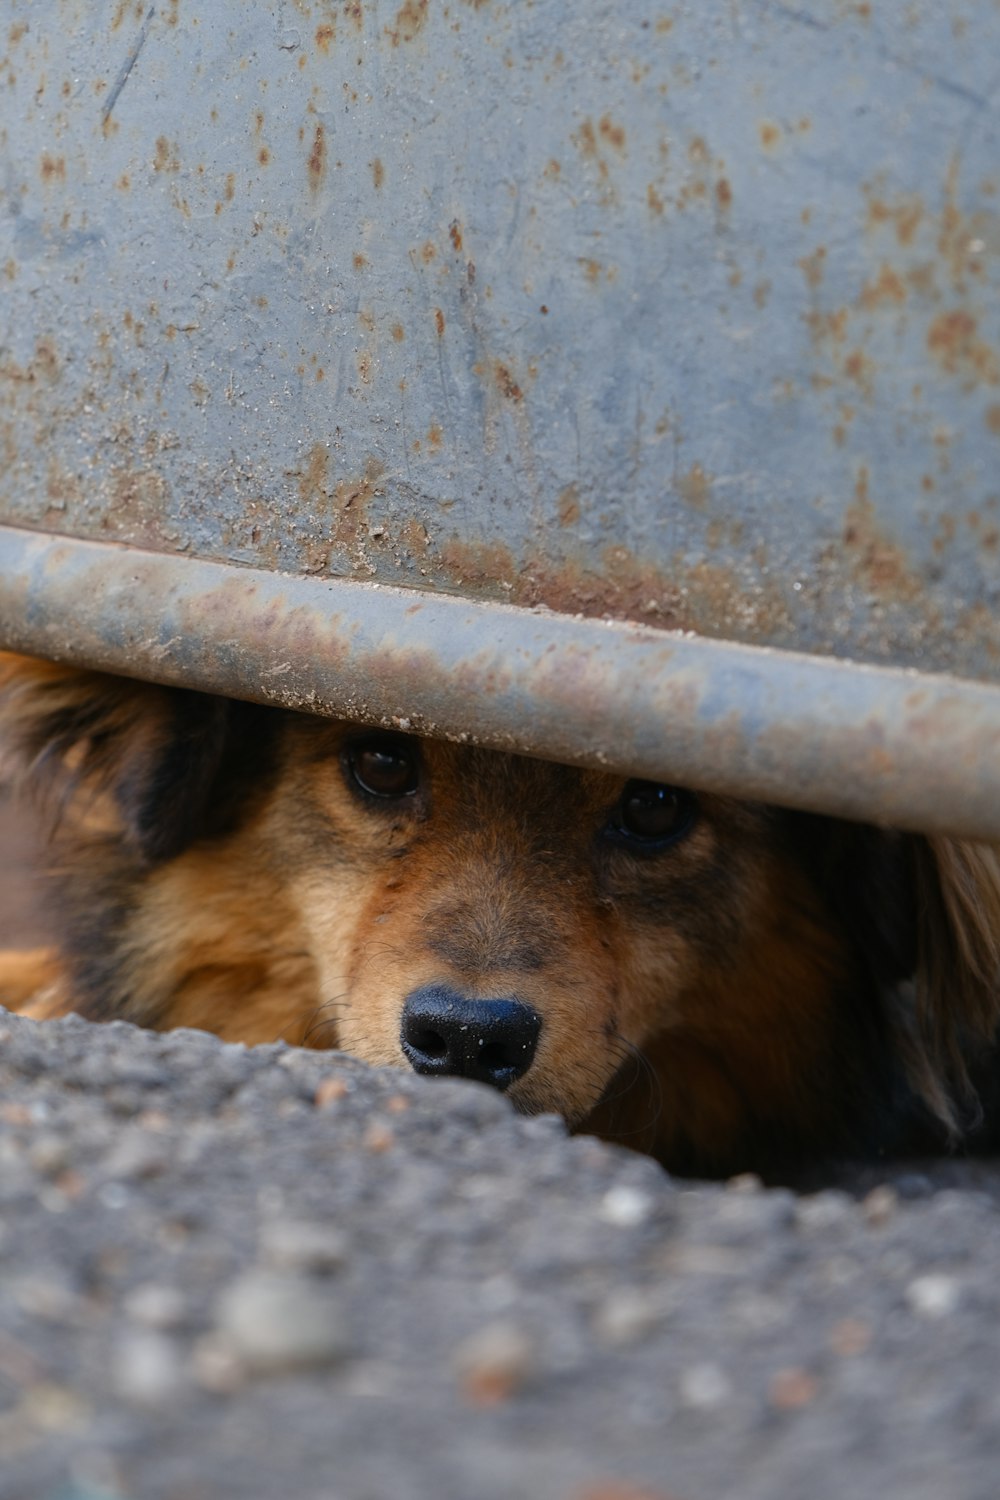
left=2, top=648, right=1000, bottom=1180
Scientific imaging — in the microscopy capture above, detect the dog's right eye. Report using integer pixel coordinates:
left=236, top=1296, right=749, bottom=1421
left=604, top=781, right=699, bottom=854
left=344, top=735, right=421, bottom=800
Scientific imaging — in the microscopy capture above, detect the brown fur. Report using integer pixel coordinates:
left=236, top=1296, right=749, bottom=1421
left=2, top=650, right=1000, bottom=1179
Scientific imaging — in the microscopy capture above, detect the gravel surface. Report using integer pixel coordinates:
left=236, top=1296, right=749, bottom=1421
left=1, top=1008, right=999, bottom=1500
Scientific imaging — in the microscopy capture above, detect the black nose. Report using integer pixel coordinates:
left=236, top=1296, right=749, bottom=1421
left=400, top=985, right=541, bottom=1091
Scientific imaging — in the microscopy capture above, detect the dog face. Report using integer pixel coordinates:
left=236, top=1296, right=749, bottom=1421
left=3, top=652, right=1000, bottom=1177
left=251, top=725, right=809, bottom=1132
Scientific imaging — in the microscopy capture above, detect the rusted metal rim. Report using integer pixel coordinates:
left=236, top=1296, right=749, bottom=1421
left=1, top=523, right=999, bottom=841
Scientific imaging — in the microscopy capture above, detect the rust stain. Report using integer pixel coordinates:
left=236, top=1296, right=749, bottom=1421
left=557, top=487, right=581, bottom=528
left=859, top=264, right=907, bottom=308
left=334, top=459, right=386, bottom=551
left=298, top=444, right=330, bottom=509
left=389, top=0, right=428, bottom=43
left=44, top=458, right=84, bottom=516
left=372, top=157, right=384, bottom=190
left=434, top=308, right=445, bottom=337
left=40, top=154, right=66, bottom=183
left=363, top=521, right=797, bottom=644
left=578, top=258, right=617, bottom=286
left=647, top=183, right=665, bottom=216
left=492, top=362, right=523, bottom=402
left=571, top=117, right=619, bottom=201
left=575, top=118, right=599, bottom=161
left=111, top=1, right=136, bottom=28
left=316, top=22, right=336, bottom=50
left=677, top=463, right=712, bottom=509
left=806, top=308, right=846, bottom=346
left=258, top=147, right=271, bottom=166
left=758, top=122, right=781, bottom=150
left=842, top=467, right=921, bottom=601
left=598, top=114, right=626, bottom=153
left=307, top=124, right=327, bottom=192
left=391, top=323, right=405, bottom=342
left=449, top=221, right=464, bottom=254
left=715, top=177, right=732, bottom=211
left=865, top=190, right=923, bottom=247
left=426, top=424, right=443, bottom=450
left=843, top=348, right=875, bottom=395
left=295, top=451, right=387, bottom=557
left=437, top=538, right=518, bottom=593
left=986, top=404, right=1000, bottom=435
left=936, top=155, right=998, bottom=290
left=344, top=2, right=364, bottom=29
left=100, top=464, right=170, bottom=549
left=798, top=247, right=827, bottom=291
left=927, top=310, right=1000, bottom=386
left=353, top=253, right=368, bottom=270
left=153, top=137, right=180, bottom=173
left=30, top=338, right=60, bottom=383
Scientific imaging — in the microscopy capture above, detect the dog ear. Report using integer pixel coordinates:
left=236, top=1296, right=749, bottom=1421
left=786, top=815, right=918, bottom=985
left=910, top=836, right=1000, bottom=1124
left=785, top=814, right=1000, bottom=1134
left=0, top=652, right=230, bottom=864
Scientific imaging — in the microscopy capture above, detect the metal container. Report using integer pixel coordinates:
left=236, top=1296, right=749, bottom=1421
left=1, top=0, right=999, bottom=835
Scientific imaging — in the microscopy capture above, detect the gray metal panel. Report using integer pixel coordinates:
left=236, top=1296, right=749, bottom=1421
left=1, top=0, right=999, bottom=676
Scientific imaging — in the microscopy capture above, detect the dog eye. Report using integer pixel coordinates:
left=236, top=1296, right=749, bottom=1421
left=345, top=736, right=420, bottom=799
left=607, top=781, right=698, bottom=850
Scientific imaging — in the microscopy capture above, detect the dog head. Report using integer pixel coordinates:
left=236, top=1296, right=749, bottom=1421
left=4, top=651, right=999, bottom=1175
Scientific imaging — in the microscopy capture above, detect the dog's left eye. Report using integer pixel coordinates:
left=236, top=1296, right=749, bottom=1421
left=345, top=736, right=420, bottom=799
left=606, top=781, right=698, bottom=850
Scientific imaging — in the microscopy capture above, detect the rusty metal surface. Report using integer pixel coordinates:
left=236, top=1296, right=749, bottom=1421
left=4, top=525, right=1000, bottom=840
left=1, top=1, right=999, bottom=682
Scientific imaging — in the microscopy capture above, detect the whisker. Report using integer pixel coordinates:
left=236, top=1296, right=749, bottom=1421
left=297, top=991, right=352, bottom=1048
left=597, top=1030, right=664, bottom=1140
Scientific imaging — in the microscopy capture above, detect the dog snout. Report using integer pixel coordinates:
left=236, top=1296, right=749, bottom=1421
left=400, top=984, right=541, bottom=1091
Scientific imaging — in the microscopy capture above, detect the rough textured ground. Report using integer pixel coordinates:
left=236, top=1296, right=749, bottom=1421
left=0, top=1005, right=999, bottom=1500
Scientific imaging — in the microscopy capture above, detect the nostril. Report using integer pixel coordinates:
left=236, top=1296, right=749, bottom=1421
left=400, top=985, right=541, bottom=1091
left=409, top=1027, right=447, bottom=1060
left=478, top=1041, right=511, bottom=1070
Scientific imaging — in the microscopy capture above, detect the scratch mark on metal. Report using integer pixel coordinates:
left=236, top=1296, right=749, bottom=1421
left=749, top=1, right=831, bottom=34
left=753, top=0, right=988, bottom=106
left=102, top=6, right=156, bottom=125
left=877, top=52, right=988, bottom=109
